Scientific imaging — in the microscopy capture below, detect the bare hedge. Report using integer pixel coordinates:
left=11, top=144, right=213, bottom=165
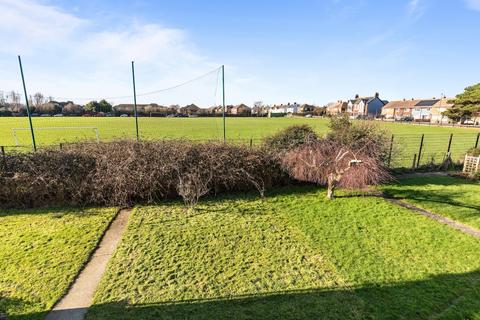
left=0, top=141, right=285, bottom=208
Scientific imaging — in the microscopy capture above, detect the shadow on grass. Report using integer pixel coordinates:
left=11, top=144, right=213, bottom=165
left=0, top=206, right=106, bottom=219
left=72, top=270, right=480, bottom=320
left=383, top=177, right=480, bottom=212
left=5, top=269, right=480, bottom=320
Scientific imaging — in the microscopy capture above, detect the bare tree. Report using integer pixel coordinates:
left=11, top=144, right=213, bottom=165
left=33, top=92, right=45, bottom=109
left=0, top=91, right=6, bottom=106
left=8, top=91, right=23, bottom=112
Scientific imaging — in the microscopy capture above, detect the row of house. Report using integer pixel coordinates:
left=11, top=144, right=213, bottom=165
left=114, top=103, right=255, bottom=116
left=325, top=92, right=454, bottom=123
left=113, top=102, right=321, bottom=117
left=381, top=98, right=453, bottom=124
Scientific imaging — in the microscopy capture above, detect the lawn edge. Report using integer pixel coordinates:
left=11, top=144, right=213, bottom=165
left=46, top=207, right=128, bottom=313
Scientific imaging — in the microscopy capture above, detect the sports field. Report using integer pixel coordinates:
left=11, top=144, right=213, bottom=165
left=1, top=117, right=478, bottom=167
left=1, top=116, right=478, bottom=145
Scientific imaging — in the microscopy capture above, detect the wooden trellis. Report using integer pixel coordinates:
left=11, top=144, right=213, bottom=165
left=463, top=155, right=480, bottom=174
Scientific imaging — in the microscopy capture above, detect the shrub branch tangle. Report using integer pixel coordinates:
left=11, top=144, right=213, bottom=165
left=1, top=119, right=391, bottom=208
left=281, top=118, right=391, bottom=199
left=0, top=141, right=282, bottom=208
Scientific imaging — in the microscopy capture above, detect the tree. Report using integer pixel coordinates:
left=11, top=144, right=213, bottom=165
left=282, top=139, right=389, bottom=199
left=62, top=102, right=83, bottom=115
left=8, top=91, right=23, bottom=113
left=84, top=101, right=99, bottom=113
left=280, top=118, right=391, bottom=199
left=444, top=83, right=480, bottom=122
left=98, top=99, right=112, bottom=113
left=36, top=101, right=61, bottom=114
left=85, top=100, right=112, bottom=113
left=32, top=92, right=45, bottom=110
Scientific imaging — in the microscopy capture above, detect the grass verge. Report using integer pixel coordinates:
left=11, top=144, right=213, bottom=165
left=0, top=207, right=117, bottom=320
left=88, top=187, right=480, bottom=319
left=383, top=176, right=480, bottom=230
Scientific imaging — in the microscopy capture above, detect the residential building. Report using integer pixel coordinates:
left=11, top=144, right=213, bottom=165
left=347, top=93, right=386, bottom=118
left=325, top=100, right=347, bottom=115
left=299, top=104, right=316, bottom=113
left=230, top=104, right=251, bottom=116
left=179, top=104, right=200, bottom=115
left=430, top=98, right=454, bottom=124
left=381, top=99, right=421, bottom=120
left=382, top=98, right=453, bottom=122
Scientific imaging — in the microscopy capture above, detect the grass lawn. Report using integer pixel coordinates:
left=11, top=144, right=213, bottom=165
left=0, top=207, right=117, bottom=320
left=383, top=175, right=480, bottom=230
left=2, top=117, right=478, bottom=167
left=1, top=116, right=478, bottom=146
left=87, top=187, right=480, bottom=319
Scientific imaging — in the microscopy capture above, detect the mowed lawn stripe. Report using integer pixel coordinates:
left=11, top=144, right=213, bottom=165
left=0, top=207, right=118, bottom=320
left=87, top=199, right=362, bottom=320
left=274, top=187, right=480, bottom=319
left=87, top=187, right=480, bottom=319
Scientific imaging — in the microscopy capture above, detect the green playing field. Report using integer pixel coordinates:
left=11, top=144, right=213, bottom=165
left=1, top=116, right=478, bottom=146
left=1, top=117, right=478, bottom=167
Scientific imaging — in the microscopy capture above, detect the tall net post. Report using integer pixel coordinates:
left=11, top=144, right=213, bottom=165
left=222, top=65, right=226, bottom=143
left=17, top=55, right=37, bottom=151
left=132, top=61, right=140, bottom=141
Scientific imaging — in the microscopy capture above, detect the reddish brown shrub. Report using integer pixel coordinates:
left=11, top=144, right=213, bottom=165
left=282, top=139, right=390, bottom=199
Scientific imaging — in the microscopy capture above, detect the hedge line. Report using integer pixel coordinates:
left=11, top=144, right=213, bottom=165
left=0, top=141, right=287, bottom=208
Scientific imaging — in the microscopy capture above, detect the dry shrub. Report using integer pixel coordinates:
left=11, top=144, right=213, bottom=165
left=282, top=139, right=391, bottom=199
left=263, top=125, right=318, bottom=153
left=327, top=116, right=392, bottom=163
left=0, top=141, right=282, bottom=208
left=0, top=151, right=95, bottom=207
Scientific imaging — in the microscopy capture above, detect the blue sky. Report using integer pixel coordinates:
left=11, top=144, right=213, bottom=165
left=1, top=0, right=480, bottom=106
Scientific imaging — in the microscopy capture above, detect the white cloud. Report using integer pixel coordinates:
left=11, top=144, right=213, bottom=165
left=0, top=0, right=221, bottom=106
left=465, top=0, right=480, bottom=11
left=0, top=0, right=86, bottom=53
left=406, top=0, right=426, bottom=20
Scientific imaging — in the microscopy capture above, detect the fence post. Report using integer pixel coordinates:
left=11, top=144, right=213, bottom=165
left=1, top=146, right=6, bottom=171
left=412, top=153, right=417, bottom=170
left=416, top=134, right=424, bottom=168
left=249, top=138, right=253, bottom=148
left=59, top=143, right=63, bottom=150
left=447, top=133, right=453, bottom=153
left=475, top=132, right=479, bottom=148
left=387, top=134, right=394, bottom=167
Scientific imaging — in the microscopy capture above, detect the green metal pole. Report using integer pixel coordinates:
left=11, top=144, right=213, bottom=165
left=131, top=61, right=139, bottom=141
left=387, top=134, right=394, bottom=167
left=447, top=133, right=453, bottom=153
left=417, top=134, right=424, bottom=168
left=222, top=65, right=226, bottom=143
left=18, top=55, right=37, bottom=151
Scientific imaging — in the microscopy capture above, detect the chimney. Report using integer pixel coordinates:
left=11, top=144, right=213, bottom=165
left=355, top=94, right=359, bottom=99
left=375, top=92, right=379, bottom=98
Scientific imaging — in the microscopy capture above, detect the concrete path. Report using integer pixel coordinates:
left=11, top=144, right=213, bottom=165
left=46, top=208, right=132, bottom=320
left=387, top=198, right=480, bottom=238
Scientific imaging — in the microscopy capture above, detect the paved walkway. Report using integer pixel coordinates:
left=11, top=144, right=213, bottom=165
left=46, top=208, right=132, bottom=320
left=387, top=198, right=480, bottom=238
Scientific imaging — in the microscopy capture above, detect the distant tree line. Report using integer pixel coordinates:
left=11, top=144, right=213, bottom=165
left=0, top=91, right=326, bottom=118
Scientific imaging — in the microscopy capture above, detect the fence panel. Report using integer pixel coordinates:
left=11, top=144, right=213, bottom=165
left=390, top=132, right=479, bottom=168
